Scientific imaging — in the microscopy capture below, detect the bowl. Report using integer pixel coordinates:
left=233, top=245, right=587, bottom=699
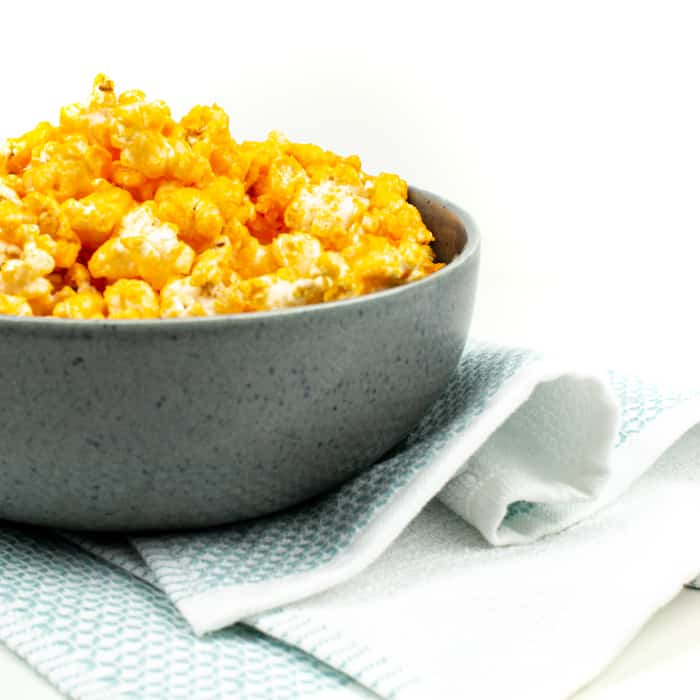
left=0, top=187, right=480, bottom=531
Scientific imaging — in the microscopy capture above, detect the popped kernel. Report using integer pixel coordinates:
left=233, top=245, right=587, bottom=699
left=0, top=293, right=33, bottom=317
left=160, top=276, right=243, bottom=317
left=53, top=291, right=105, bottom=319
left=63, top=182, right=134, bottom=249
left=0, top=198, right=38, bottom=247
left=88, top=203, right=195, bottom=290
left=105, top=279, right=159, bottom=319
left=0, top=181, right=22, bottom=205
left=155, top=184, right=223, bottom=251
left=0, top=241, right=22, bottom=267
left=178, top=104, right=236, bottom=176
left=0, top=75, right=443, bottom=319
left=240, top=272, right=330, bottom=312
left=271, top=233, right=324, bottom=275
left=64, top=262, right=96, bottom=292
left=23, top=135, right=109, bottom=202
left=0, top=239, right=55, bottom=299
left=284, top=180, right=369, bottom=248
left=160, top=237, right=241, bottom=318
left=23, top=192, right=81, bottom=267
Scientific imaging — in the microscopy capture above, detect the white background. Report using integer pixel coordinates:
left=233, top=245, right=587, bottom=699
left=2, top=0, right=698, bottom=380
left=1, top=1, right=699, bottom=697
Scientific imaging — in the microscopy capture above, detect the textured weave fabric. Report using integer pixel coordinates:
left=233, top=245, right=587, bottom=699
left=124, top=342, right=625, bottom=630
left=0, top=527, right=369, bottom=700
left=2, top=341, right=700, bottom=700
left=132, top=344, right=535, bottom=600
left=258, top=430, right=700, bottom=700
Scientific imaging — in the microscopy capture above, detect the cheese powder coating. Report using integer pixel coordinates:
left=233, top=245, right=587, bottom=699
left=0, top=76, right=443, bottom=319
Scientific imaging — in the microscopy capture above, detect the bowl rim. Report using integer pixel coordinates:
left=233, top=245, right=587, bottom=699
left=0, top=186, right=480, bottom=332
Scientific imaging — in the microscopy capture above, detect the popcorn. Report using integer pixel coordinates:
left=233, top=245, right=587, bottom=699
left=52, top=291, right=105, bottom=319
left=62, top=183, right=134, bottom=249
left=240, top=273, right=330, bottom=312
left=64, top=262, right=96, bottom=293
left=271, top=232, right=324, bottom=275
left=0, top=181, right=21, bottom=205
left=3, top=122, right=56, bottom=175
left=0, top=198, right=38, bottom=246
left=155, top=184, right=223, bottom=251
left=23, top=192, right=81, bottom=267
left=0, top=293, right=33, bottom=317
left=104, top=279, right=160, bottom=319
left=0, top=75, right=442, bottom=319
left=23, top=135, right=109, bottom=202
left=285, top=180, right=369, bottom=248
left=179, top=104, right=236, bottom=177
left=0, top=241, right=22, bottom=267
left=160, top=237, right=241, bottom=317
left=160, top=276, right=215, bottom=317
left=0, top=239, right=55, bottom=299
left=88, top=204, right=195, bottom=290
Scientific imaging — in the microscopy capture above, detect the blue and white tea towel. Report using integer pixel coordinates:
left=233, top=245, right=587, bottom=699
left=2, top=341, right=700, bottom=700
left=120, top=344, right=695, bottom=632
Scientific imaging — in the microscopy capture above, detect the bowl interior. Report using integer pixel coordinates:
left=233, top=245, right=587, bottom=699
left=408, top=188, right=469, bottom=264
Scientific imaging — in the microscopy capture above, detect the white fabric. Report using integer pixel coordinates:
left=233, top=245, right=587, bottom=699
left=53, top=347, right=700, bottom=700
left=174, top=358, right=625, bottom=633
left=438, top=368, right=620, bottom=544
left=252, top=420, right=700, bottom=700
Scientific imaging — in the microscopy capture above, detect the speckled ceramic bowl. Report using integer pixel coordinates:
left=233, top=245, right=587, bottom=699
left=0, top=187, right=480, bottom=531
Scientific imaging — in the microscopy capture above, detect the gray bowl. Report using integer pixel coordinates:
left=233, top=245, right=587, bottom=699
left=0, top=188, right=480, bottom=531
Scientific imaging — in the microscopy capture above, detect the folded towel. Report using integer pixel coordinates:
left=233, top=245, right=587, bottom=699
left=1, top=342, right=699, bottom=699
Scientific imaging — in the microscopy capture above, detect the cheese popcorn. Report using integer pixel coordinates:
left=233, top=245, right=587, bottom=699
left=0, top=75, right=443, bottom=319
left=88, top=204, right=195, bottom=290
left=52, top=291, right=106, bottom=320
left=104, top=279, right=160, bottom=319
left=0, top=293, right=33, bottom=317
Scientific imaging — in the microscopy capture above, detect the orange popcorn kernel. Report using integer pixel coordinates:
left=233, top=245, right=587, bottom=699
left=0, top=75, right=442, bottom=319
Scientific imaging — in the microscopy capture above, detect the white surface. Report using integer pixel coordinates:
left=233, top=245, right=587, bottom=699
left=0, top=645, right=61, bottom=699
left=572, top=589, right=700, bottom=699
left=1, top=0, right=699, bottom=697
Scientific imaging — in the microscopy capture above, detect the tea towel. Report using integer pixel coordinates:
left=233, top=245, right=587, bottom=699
left=2, top=341, right=700, bottom=699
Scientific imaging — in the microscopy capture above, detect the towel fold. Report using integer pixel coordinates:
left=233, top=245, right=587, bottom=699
left=1, top=341, right=699, bottom=700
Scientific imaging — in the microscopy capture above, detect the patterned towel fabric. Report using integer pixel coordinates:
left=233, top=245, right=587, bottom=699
left=1, top=342, right=699, bottom=699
